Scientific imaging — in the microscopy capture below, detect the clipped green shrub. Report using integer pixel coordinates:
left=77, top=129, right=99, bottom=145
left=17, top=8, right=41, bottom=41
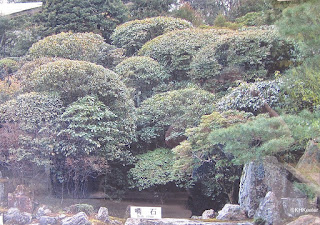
left=22, top=59, right=136, bottom=153
left=137, top=88, right=215, bottom=148
left=111, top=16, right=192, bottom=56
left=139, top=28, right=234, bottom=82
left=28, top=32, right=114, bottom=64
left=16, top=57, right=59, bottom=82
left=128, top=148, right=178, bottom=190
left=190, top=27, right=299, bottom=92
left=115, top=56, right=169, bottom=106
left=216, top=80, right=282, bottom=114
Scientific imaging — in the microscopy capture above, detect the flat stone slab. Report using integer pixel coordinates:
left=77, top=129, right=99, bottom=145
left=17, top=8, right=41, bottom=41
left=125, top=218, right=253, bottom=225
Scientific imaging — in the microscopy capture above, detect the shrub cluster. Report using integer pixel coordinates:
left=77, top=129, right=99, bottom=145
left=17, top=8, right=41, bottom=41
left=111, top=16, right=192, bottom=56
left=139, top=28, right=234, bottom=82
left=190, top=28, right=299, bottom=92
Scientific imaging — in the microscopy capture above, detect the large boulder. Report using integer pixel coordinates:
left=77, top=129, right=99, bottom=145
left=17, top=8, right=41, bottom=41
left=254, top=192, right=282, bottom=225
left=238, top=156, right=305, bottom=218
left=4, top=207, right=32, bottom=225
left=61, top=212, right=91, bottom=225
left=297, top=139, right=320, bottom=184
left=216, top=204, right=247, bottom=221
left=7, top=185, right=33, bottom=213
left=286, top=215, right=320, bottom=225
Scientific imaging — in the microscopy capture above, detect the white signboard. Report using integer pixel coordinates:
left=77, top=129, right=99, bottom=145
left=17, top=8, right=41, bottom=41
left=130, top=206, right=162, bottom=219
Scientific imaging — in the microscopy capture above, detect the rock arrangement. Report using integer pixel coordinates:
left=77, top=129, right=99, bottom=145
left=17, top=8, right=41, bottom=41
left=2, top=205, right=123, bottom=225
left=238, top=156, right=318, bottom=224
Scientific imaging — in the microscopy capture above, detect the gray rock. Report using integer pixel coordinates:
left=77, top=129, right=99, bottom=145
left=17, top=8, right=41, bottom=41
left=96, top=207, right=109, bottom=222
left=239, top=156, right=305, bottom=218
left=36, top=205, right=52, bottom=219
left=216, top=204, right=247, bottom=221
left=254, top=192, right=282, bottom=225
left=202, top=209, right=215, bottom=219
left=4, top=207, right=32, bottom=225
left=61, top=212, right=91, bottom=225
left=125, top=218, right=253, bottom=225
left=39, top=216, right=58, bottom=225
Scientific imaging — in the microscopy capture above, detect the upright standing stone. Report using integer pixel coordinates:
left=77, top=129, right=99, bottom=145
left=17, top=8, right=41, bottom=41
left=238, top=156, right=305, bottom=218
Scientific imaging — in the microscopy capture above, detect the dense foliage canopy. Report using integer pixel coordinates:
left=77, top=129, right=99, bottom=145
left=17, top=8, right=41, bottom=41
left=39, top=0, right=128, bottom=41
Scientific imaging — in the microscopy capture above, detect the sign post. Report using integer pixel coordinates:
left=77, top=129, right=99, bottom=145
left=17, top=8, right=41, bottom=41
left=130, top=206, right=162, bottom=219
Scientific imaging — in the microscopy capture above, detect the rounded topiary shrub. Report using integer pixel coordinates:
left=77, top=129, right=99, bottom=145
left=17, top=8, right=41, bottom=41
left=136, top=88, right=215, bottom=149
left=111, top=16, right=193, bottom=56
left=115, top=56, right=169, bottom=106
left=190, top=27, right=299, bottom=92
left=139, top=28, right=234, bottom=82
left=28, top=32, right=113, bottom=64
left=23, top=59, right=136, bottom=156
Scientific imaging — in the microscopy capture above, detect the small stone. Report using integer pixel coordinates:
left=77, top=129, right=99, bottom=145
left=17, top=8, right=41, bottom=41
left=61, top=212, right=91, bottom=225
left=39, top=216, right=58, bottom=225
left=96, top=207, right=110, bottom=222
left=201, top=209, right=215, bottom=219
left=36, top=205, right=52, bottom=219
